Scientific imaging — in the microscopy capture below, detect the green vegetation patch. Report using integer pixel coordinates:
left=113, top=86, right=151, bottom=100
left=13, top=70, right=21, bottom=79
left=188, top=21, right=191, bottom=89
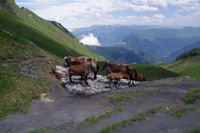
left=181, top=88, right=200, bottom=103
left=133, top=64, right=179, bottom=81
left=170, top=107, right=200, bottom=117
left=80, top=107, right=124, bottom=126
left=184, top=129, right=200, bottom=133
left=108, top=94, right=133, bottom=102
left=108, top=90, right=151, bottom=102
left=24, top=122, right=68, bottom=133
left=134, top=90, right=151, bottom=97
left=162, top=48, right=200, bottom=79
left=0, top=66, right=49, bottom=119
left=176, top=48, right=200, bottom=61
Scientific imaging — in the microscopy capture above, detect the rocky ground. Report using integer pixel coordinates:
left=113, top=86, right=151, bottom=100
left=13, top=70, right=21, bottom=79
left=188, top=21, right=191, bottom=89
left=0, top=74, right=200, bottom=133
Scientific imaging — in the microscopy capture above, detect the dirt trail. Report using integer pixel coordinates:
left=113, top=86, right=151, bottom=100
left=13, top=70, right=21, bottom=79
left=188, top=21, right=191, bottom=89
left=0, top=76, right=199, bottom=133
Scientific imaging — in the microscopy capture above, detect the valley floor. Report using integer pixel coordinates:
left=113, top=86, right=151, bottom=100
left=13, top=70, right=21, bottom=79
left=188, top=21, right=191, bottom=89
left=0, top=76, right=200, bottom=133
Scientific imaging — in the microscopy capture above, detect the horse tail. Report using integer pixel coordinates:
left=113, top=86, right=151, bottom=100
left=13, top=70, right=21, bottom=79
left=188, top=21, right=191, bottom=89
left=93, top=62, right=99, bottom=79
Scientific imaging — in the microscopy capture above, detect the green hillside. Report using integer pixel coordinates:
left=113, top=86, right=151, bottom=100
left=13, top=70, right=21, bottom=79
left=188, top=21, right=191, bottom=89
left=162, top=48, right=200, bottom=79
left=0, top=0, right=102, bottom=59
left=133, top=64, right=179, bottom=81
left=0, top=0, right=103, bottom=119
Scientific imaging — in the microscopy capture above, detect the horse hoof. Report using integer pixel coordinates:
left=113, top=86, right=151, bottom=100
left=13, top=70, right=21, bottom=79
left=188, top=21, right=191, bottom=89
left=70, top=82, right=73, bottom=86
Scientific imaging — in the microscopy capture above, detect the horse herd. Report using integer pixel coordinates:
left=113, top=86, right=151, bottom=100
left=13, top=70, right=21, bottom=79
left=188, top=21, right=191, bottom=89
left=53, top=56, right=145, bottom=87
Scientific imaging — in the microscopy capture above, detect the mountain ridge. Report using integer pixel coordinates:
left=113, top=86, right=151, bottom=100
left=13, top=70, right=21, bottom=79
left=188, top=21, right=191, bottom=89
left=164, top=41, right=200, bottom=62
left=86, top=45, right=157, bottom=64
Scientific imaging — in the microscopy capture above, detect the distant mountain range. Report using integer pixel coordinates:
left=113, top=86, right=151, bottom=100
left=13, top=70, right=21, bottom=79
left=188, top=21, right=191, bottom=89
left=164, top=41, right=200, bottom=62
left=123, top=27, right=200, bottom=60
left=74, top=25, right=200, bottom=62
left=86, top=45, right=156, bottom=64
left=73, top=25, right=157, bottom=46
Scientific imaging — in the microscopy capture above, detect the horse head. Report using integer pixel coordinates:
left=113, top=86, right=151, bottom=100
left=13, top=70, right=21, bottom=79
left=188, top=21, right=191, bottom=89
left=63, top=56, right=68, bottom=67
left=101, top=61, right=108, bottom=70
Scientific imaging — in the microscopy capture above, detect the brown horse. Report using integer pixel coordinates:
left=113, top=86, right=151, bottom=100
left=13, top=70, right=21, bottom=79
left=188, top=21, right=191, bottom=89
left=102, top=61, right=138, bottom=83
left=78, top=56, right=99, bottom=79
left=63, top=56, right=99, bottom=79
left=68, top=62, right=92, bottom=86
left=102, top=61, right=126, bottom=74
left=129, top=73, right=145, bottom=85
left=108, top=72, right=130, bottom=88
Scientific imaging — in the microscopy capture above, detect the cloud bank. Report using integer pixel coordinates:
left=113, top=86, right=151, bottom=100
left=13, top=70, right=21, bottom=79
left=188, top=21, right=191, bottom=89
left=80, top=33, right=101, bottom=46
left=16, top=0, right=200, bottom=29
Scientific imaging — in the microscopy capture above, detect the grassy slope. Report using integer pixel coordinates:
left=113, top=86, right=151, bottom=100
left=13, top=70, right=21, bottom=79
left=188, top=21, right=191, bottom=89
left=134, top=64, right=179, bottom=81
left=0, top=0, right=103, bottom=60
left=162, top=48, right=200, bottom=79
left=0, top=0, right=103, bottom=119
left=0, top=28, right=59, bottom=119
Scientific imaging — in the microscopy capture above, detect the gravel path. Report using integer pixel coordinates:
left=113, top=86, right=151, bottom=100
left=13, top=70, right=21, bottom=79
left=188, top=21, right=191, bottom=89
left=0, top=75, right=199, bottom=133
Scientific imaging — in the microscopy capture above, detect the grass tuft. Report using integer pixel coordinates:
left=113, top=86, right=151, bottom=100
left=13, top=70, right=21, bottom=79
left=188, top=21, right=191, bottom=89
left=80, top=107, right=124, bottom=126
left=181, top=88, right=200, bottom=103
left=24, top=122, right=68, bottom=133
left=108, top=94, right=133, bottom=102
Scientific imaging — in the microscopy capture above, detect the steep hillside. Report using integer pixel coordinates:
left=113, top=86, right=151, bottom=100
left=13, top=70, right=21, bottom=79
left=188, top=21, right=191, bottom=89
left=0, top=0, right=102, bottom=119
left=163, top=48, right=200, bottom=79
left=164, top=41, right=200, bottom=62
left=123, top=27, right=200, bottom=60
left=0, top=0, right=101, bottom=59
left=86, top=45, right=157, bottom=64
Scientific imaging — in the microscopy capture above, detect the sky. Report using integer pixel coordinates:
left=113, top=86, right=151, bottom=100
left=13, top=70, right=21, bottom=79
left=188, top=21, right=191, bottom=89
left=15, top=0, right=200, bottom=30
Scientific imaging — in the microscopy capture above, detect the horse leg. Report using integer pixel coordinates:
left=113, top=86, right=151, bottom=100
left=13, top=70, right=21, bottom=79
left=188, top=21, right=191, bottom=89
left=115, top=80, right=119, bottom=88
left=83, top=74, right=89, bottom=86
left=69, top=74, right=73, bottom=85
left=93, top=63, right=99, bottom=80
left=132, top=80, right=135, bottom=86
left=79, top=76, right=83, bottom=80
left=109, top=78, right=112, bottom=88
left=93, top=71, right=97, bottom=80
left=128, top=80, right=131, bottom=85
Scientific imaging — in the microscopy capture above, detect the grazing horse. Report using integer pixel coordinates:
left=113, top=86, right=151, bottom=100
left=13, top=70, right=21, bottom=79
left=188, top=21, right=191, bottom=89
left=68, top=62, right=92, bottom=86
left=102, top=61, right=126, bottom=74
left=63, top=56, right=99, bottom=79
left=125, top=64, right=138, bottom=84
left=129, top=73, right=145, bottom=85
left=107, top=72, right=130, bottom=88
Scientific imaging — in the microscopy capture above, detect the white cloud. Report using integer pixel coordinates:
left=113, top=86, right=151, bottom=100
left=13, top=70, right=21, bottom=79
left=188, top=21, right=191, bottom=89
left=153, top=14, right=165, bottom=19
left=80, top=33, right=101, bottom=46
left=15, top=0, right=200, bottom=29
